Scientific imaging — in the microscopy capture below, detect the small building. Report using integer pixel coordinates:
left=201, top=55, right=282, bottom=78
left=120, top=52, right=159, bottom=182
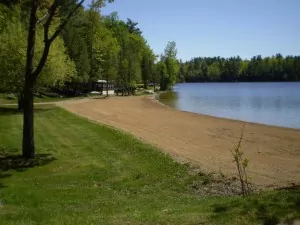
left=95, top=80, right=115, bottom=95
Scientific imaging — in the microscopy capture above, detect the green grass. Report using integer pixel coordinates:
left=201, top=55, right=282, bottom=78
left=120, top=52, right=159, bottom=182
left=0, top=93, right=84, bottom=105
left=0, top=106, right=299, bottom=225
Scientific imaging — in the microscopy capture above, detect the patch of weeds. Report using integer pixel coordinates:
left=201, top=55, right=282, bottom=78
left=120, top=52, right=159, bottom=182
left=231, top=123, right=251, bottom=196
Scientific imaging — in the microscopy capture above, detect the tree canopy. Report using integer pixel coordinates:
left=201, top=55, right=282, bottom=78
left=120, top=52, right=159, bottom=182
left=0, top=6, right=76, bottom=94
left=181, top=55, right=300, bottom=83
left=0, top=0, right=160, bottom=97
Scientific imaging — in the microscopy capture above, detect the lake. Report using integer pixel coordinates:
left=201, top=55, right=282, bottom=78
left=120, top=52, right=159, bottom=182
left=158, top=82, right=300, bottom=129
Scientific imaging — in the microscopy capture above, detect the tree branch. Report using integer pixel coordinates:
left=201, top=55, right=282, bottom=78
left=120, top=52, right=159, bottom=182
left=32, top=0, right=85, bottom=81
left=44, top=0, right=60, bottom=42
left=36, top=13, right=49, bottom=25
left=49, top=0, right=84, bottom=43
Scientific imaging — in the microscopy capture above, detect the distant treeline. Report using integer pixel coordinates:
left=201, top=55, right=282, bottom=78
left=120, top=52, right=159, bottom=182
left=179, top=54, right=300, bottom=82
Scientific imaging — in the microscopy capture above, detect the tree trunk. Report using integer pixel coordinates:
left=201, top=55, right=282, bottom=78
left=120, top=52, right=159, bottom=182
left=22, top=86, right=35, bottom=158
left=18, top=91, right=24, bottom=112
left=22, top=0, right=38, bottom=159
left=106, top=72, right=109, bottom=97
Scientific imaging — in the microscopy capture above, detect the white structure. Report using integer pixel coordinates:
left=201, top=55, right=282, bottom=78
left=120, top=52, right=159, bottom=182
left=97, top=80, right=107, bottom=83
left=96, top=80, right=115, bottom=95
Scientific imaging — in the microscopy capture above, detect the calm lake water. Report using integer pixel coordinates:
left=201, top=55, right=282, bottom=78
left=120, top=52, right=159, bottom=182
left=158, top=82, right=300, bottom=129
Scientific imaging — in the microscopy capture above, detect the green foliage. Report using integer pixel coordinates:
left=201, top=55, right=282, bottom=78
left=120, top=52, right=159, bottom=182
left=207, top=62, right=221, bottom=81
left=89, top=0, right=115, bottom=9
left=37, top=37, right=77, bottom=88
left=157, top=59, right=168, bottom=91
left=159, top=41, right=180, bottom=90
left=0, top=6, right=76, bottom=93
left=0, top=0, right=153, bottom=97
left=126, top=18, right=142, bottom=35
left=0, top=15, right=26, bottom=92
left=94, top=23, right=120, bottom=81
left=59, top=7, right=155, bottom=95
left=141, top=50, right=154, bottom=88
left=182, top=55, right=300, bottom=82
left=101, top=13, right=152, bottom=94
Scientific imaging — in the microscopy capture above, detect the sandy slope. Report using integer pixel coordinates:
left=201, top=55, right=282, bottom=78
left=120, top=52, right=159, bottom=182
left=59, top=96, right=300, bottom=187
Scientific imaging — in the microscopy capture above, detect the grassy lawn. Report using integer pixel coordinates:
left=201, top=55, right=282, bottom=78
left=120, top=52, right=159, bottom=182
left=0, top=106, right=299, bottom=225
left=0, top=93, right=85, bottom=105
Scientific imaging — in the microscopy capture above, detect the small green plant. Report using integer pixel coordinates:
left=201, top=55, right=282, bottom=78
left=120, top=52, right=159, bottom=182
left=231, top=123, right=251, bottom=196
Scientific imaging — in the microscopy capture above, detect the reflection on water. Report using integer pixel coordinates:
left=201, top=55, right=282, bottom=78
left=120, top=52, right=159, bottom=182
left=158, top=92, right=179, bottom=108
left=158, top=82, right=300, bottom=129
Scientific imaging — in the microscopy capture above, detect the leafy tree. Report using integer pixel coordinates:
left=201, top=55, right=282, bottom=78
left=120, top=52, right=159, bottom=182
left=207, top=62, right=221, bottom=81
left=103, top=13, right=152, bottom=95
left=177, top=59, right=186, bottom=83
left=60, top=6, right=90, bottom=84
left=0, top=8, right=76, bottom=110
left=151, top=55, right=160, bottom=91
left=141, top=48, right=155, bottom=89
left=156, top=57, right=168, bottom=91
left=160, top=41, right=179, bottom=90
left=126, top=18, right=141, bottom=35
left=94, top=24, right=120, bottom=95
left=86, top=5, right=103, bottom=81
left=21, top=0, right=113, bottom=158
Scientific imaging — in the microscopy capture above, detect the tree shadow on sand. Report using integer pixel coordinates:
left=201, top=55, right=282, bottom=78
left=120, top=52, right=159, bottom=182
left=210, top=184, right=300, bottom=225
left=0, top=146, right=56, bottom=189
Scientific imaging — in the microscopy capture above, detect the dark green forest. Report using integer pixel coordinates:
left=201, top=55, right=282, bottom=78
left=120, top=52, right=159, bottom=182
left=179, top=54, right=300, bottom=83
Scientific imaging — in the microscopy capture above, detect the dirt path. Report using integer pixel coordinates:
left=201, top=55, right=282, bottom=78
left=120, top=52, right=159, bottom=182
left=59, top=96, right=300, bottom=188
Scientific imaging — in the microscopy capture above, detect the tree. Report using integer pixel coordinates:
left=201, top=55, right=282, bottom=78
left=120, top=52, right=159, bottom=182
left=177, top=60, right=186, bottom=83
left=94, top=24, right=120, bottom=96
left=60, top=6, right=91, bottom=85
left=22, top=0, right=113, bottom=158
left=103, top=14, right=150, bottom=95
left=160, top=41, right=179, bottom=90
left=0, top=12, right=76, bottom=110
left=86, top=3, right=103, bottom=82
left=141, top=49, right=155, bottom=89
left=151, top=55, right=160, bottom=91
left=126, top=18, right=141, bottom=35
left=207, top=62, right=221, bottom=81
left=157, top=58, right=168, bottom=91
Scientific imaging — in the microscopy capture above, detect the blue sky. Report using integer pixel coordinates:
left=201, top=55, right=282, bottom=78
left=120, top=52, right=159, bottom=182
left=84, top=0, right=300, bottom=61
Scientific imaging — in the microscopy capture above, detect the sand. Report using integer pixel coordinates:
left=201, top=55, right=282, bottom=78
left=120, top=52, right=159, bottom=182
left=59, top=96, right=300, bottom=188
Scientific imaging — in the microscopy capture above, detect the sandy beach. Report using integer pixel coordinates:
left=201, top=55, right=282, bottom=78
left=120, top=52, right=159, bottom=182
left=59, top=96, right=300, bottom=188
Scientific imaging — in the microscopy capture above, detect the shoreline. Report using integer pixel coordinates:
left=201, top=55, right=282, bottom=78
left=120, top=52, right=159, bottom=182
left=152, top=94, right=300, bottom=131
left=59, top=96, right=300, bottom=188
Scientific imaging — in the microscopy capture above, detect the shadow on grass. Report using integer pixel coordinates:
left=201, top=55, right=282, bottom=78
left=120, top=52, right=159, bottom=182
left=0, top=173, right=12, bottom=188
left=210, top=187, right=300, bottom=225
left=0, top=153, right=56, bottom=172
left=0, top=146, right=56, bottom=188
left=0, top=106, right=54, bottom=116
left=0, top=107, right=22, bottom=116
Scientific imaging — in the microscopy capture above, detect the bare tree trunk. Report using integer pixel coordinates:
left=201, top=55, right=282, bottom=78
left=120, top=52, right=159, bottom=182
left=128, top=60, right=131, bottom=96
left=18, top=91, right=24, bottom=112
left=22, top=85, right=35, bottom=158
left=22, top=0, right=38, bottom=159
left=106, top=71, right=109, bottom=97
